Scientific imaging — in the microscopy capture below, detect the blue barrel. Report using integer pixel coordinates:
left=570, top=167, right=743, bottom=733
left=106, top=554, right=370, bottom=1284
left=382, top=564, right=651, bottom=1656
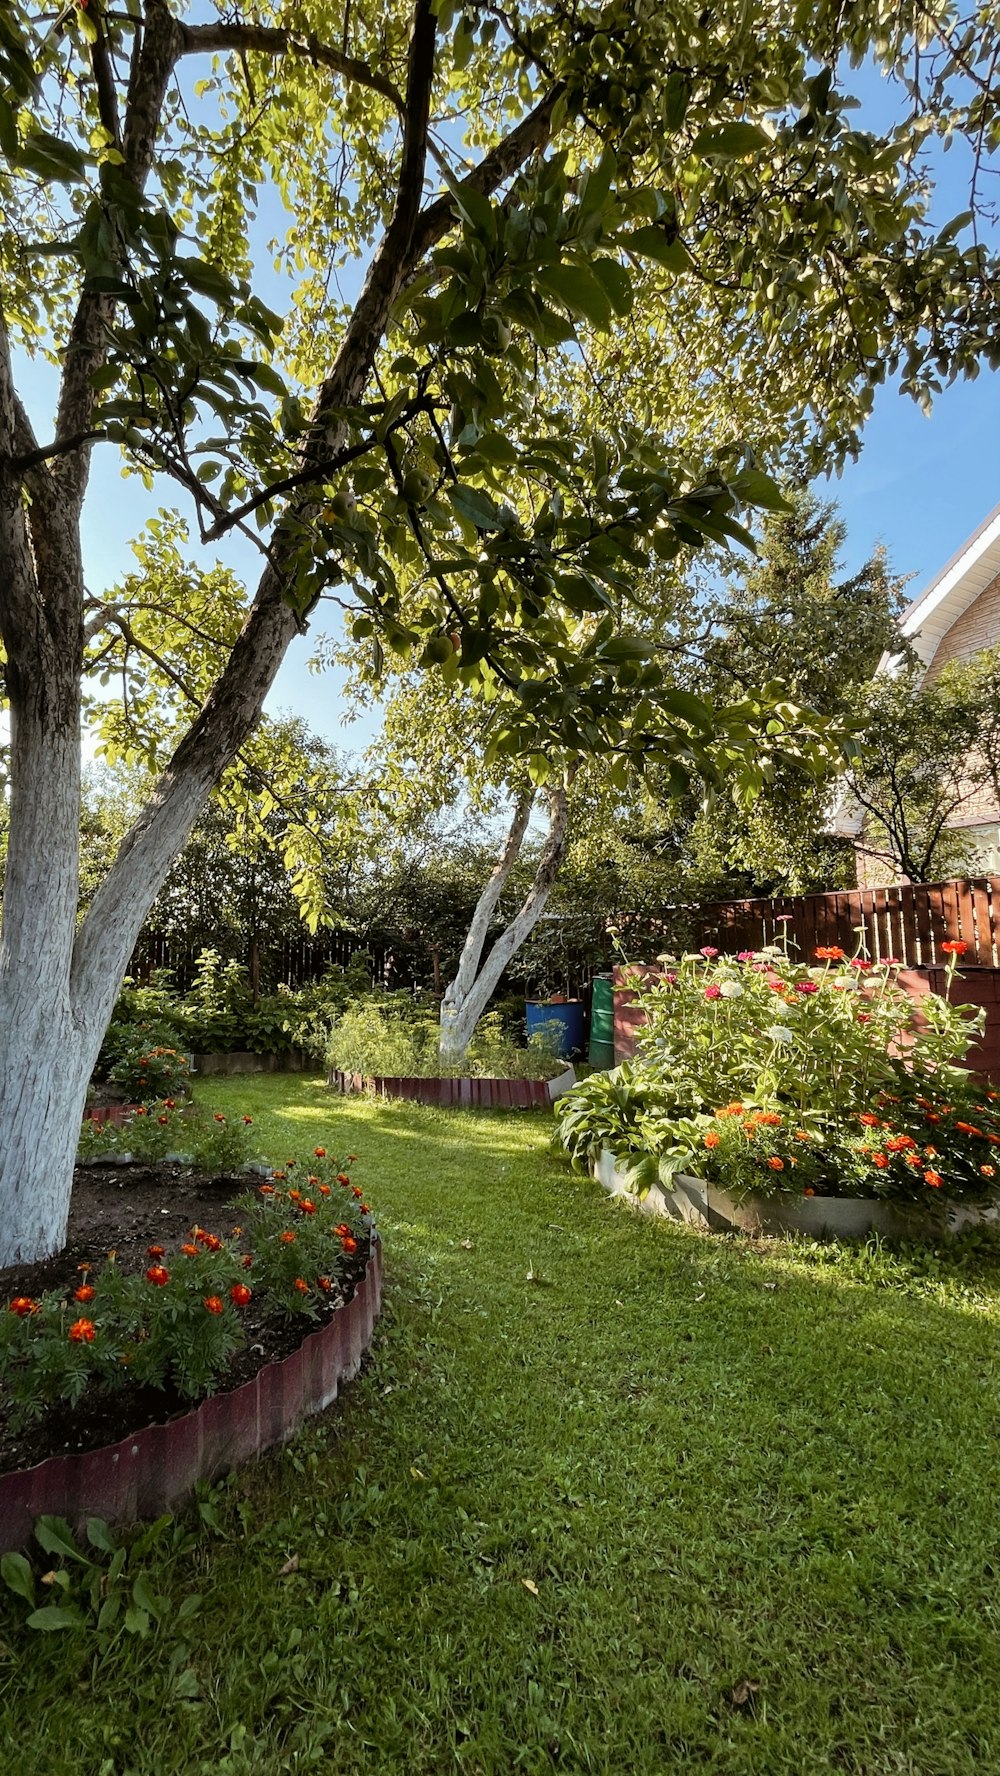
left=525, top=999, right=585, bottom=1059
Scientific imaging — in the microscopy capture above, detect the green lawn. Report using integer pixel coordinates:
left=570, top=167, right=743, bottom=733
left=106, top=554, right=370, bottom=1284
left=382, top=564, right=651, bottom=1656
left=4, top=1072, right=1000, bottom=1775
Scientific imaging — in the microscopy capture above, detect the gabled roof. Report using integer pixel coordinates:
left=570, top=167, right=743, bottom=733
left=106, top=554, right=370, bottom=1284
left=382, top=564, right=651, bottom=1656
left=897, top=500, right=1000, bottom=669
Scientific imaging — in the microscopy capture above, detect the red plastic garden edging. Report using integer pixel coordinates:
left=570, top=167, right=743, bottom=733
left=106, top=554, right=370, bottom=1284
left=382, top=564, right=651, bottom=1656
left=0, top=1236, right=382, bottom=1554
left=328, top=1067, right=565, bottom=1109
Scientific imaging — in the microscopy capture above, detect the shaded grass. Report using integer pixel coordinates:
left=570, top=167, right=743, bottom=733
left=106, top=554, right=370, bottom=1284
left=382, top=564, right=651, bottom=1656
left=3, top=1073, right=1000, bottom=1774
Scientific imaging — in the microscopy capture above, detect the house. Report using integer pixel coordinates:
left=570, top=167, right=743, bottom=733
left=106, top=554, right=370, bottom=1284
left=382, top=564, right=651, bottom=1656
left=833, top=502, right=1000, bottom=880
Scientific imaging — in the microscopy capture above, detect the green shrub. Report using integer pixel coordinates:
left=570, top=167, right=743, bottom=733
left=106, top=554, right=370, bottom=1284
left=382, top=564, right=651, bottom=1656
left=325, top=1004, right=565, bottom=1080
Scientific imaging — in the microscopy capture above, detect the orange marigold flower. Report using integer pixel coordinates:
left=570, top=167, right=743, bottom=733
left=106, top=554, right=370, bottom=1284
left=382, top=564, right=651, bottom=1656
left=242, top=1253, right=253, bottom=1269
left=337, top=1173, right=350, bottom=1185
left=181, top=1243, right=200, bottom=1257
left=360, top=1204, right=371, bottom=1215
left=905, top=1154, right=922, bottom=1168
left=335, top=1224, right=351, bottom=1238
left=317, top=1276, right=332, bottom=1292
left=981, top=1165, right=996, bottom=1178
left=230, top=1283, right=252, bottom=1307
left=319, top=1184, right=331, bottom=1196
left=280, top=1231, right=296, bottom=1244
left=288, top=1189, right=301, bottom=1202
left=147, top=1244, right=165, bottom=1258
left=871, top=1153, right=890, bottom=1169
left=803, top=1187, right=816, bottom=1197
left=145, top=1265, right=170, bottom=1286
left=9, top=1296, right=37, bottom=1317
left=925, top=1114, right=941, bottom=1125
left=242, top=1115, right=253, bottom=1125
left=300, top=1200, right=317, bottom=1215
left=294, top=1278, right=310, bottom=1294
left=794, top=1130, right=812, bottom=1142
left=955, top=1122, right=982, bottom=1137
left=704, top=1132, right=720, bottom=1148
left=69, top=1318, right=95, bottom=1343
left=352, top=1185, right=364, bottom=1199
left=201, top=1234, right=223, bottom=1252
left=157, top=1115, right=169, bottom=1125
left=272, top=1170, right=287, bottom=1181
left=74, top=1284, right=96, bottom=1302
left=858, top=1113, right=881, bottom=1128
left=259, top=1184, right=276, bottom=1195
left=203, top=1296, right=225, bottom=1315
left=924, top=1170, right=944, bottom=1188
left=213, top=1113, right=226, bottom=1123
left=886, top=1136, right=917, bottom=1153
left=340, top=1236, right=357, bottom=1254
left=163, top=1099, right=176, bottom=1110
left=766, top=1156, right=784, bottom=1171
left=314, top=1147, right=327, bottom=1158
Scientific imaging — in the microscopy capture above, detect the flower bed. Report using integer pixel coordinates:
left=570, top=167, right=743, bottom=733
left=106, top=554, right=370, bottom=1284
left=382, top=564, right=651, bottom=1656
left=558, top=940, right=1000, bottom=1232
left=0, top=1148, right=378, bottom=1540
left=328, top=1066, right=576, bottom=1109
left=0, top=1237, right=381, bottom=1554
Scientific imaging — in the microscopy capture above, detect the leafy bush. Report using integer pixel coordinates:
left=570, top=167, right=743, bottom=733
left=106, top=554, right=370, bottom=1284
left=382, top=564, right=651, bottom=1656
left=556, top=943, right=1000, bottom=1206
left=76, top=1103, right=258, bottom=1170
left=0, top=1156, right=371, bottom=1426
left=325, top=1004, right=565, bottom=1080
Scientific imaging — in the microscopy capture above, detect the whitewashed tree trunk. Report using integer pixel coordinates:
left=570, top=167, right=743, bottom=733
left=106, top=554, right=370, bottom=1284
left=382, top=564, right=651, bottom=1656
left=440, top=781, right=572, bottom=1062
left=0, top=4, right=563, bottom=1266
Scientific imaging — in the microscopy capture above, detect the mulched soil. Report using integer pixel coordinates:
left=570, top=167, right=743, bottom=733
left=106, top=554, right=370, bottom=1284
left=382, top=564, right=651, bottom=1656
left=0, top=1162, right=371, bottom=1478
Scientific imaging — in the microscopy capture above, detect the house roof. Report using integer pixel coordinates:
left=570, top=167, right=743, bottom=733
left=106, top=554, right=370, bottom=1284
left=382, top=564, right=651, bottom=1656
left=896, top=500, right=1000, bottom=669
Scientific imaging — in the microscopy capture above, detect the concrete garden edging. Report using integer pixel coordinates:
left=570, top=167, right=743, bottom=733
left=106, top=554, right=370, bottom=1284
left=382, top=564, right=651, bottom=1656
left=593, top=1150, right=990, bottom=1239
left=0, top=1238, right=382, bottom=1554
left=328, top=1066, right=576, bottom=1109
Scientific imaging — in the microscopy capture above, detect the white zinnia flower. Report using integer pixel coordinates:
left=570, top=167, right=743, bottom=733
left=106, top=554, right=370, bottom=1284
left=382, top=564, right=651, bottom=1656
left=766, top=1025, right=794, bottom=1044
left=719, top=980, right=744, bottom=998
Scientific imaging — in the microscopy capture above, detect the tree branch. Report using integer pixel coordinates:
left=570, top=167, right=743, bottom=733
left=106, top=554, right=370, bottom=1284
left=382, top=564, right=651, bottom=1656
left=177, top=20, right=405, bottom=115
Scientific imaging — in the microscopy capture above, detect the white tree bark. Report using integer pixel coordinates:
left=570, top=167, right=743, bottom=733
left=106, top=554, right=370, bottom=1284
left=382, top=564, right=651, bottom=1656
left=0, top=2, right=565, bottom=1266
left=440, top=782, right=572, bottom=1061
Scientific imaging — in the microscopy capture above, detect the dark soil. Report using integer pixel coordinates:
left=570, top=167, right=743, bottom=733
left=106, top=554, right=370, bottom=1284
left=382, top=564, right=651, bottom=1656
left=0, top=1161, right=371, bottom=1478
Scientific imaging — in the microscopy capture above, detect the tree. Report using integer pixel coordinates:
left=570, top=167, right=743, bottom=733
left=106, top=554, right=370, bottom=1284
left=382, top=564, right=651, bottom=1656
left=1, top=0, right=999, bottom=1262
left=845, top=654, right=1000, bottom=884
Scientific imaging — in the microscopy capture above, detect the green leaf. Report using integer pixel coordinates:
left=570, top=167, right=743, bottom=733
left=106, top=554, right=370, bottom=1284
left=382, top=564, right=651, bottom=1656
left=658, top=688, right=715, bottom=731
left=447, top=484, right=502, bottom=529
left=730, top=468, right=792, bottom=512
left=622, top=228, right=692, bottom=272
left=692, top=121, right=772, bottom=159
left=86, top=1518, right=117, bottom=1555
left=591, top=257, right=633, bottom=316
left=35, top=1517, right=89, bottom=1565
left=535, top=264, right=614, bottom=333
left=578, top=147, right=617, bottom=222
left=1, top=1552, right=34, bottom=1605
left=25, top=1604, right=86, bottom=1631
left=19, top=131, right=90, bottom=184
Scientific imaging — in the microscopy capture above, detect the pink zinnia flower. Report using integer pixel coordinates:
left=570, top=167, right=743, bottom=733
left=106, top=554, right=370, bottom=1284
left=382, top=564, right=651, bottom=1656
left=700, top=946, right=719, bottom=959
left=704, top=984, right=722, bottom=1001
left=795, top=980, right=818, bottom=995
left=736, top=950, right=756, bottom=962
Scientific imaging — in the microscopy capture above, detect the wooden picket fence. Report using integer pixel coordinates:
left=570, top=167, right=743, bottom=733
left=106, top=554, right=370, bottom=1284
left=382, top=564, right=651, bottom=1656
left=618, top=878, right=1000, bottom=971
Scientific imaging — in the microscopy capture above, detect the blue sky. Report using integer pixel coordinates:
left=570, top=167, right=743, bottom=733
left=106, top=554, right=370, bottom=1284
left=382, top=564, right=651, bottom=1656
left=15, top=53, right=999, bottom=756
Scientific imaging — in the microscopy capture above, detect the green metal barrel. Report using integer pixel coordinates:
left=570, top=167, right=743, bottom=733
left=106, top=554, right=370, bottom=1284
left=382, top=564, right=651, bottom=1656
left=589, top=975, right=616, bottom=1069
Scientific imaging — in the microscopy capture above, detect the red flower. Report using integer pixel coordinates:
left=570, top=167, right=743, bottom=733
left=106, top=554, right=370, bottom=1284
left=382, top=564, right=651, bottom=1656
left=981, top=1165, right=996, bottom=1178
left=242, top=1253, right=253, bottom=1269
left=201, top=1233, right=223, bottom=1252
left=335, top=1224, right=351, bottom=1238
left=9, top=1296, right=37, bottom=1317
left=213, top=1113, right=226, bottom=1123
left=337, top=1173, right=350, bottom=1186
left=886, top=1136, right=917, bottom=1153
left=814, top=945, right=845, bottom=961
left=803, top=1187, right=816, bottom=1197
left=317, top=1276, right=332, bottom=1292
left=849, top=958, right=873, bottom=971
left=288, top=1189, right=301, bottom=1202
left=280, top=1231, right=296, bottom=1244
left=259, top=1184, right=276, bottom=1195
left=203, top=1296, right=225, bottom=1315
left=300, top=1200, right=317, bottom=1215
left=736, top=950, right=756, bottom=961
left=74, top=1285, right=96, bottom=1302
left=163, top=1099, right=176, bottom=1110
left=147, top=1245, right=165, bottom=1258
left=859, top=1113, right=881, bottom=1128
left=319, top=1184, right=331, bottom=1196
left=766, top=1156, right=784, bottom=1171
left=271, top=1171, right=286, bottom=1182
left=924, top=1170, right=943, bottom=1188
left=294, top=1278, right=310, bottom=1294
left=955, top=1122, right=982, bottom=1137
left=703, top=983, right=722, bottom=1000
left=360, top=1203, right=371, bottom=1215
left=941, top=940, right=968, bottom=956
left=242, top=1115, right=253, bottom=1125
left=314, top=1147, right=327, bottom=1158
left=230, top=1283, right=252, bottom=1307
left=69, top=1318, right=95, bottom=1343
left=181, top=1243, right=200, bottom=1257
left=340, top=1236, right=358, bottom=1254
left=870, top=1153, right=889, bottom=1169
left=146, top=1265, right=170, bottom=1286
left=796, top=980, right=819, bottom=996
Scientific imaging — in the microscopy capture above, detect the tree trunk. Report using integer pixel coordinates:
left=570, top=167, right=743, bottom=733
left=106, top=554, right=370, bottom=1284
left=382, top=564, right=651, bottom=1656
left=440, top=782, right=571, bottom=1062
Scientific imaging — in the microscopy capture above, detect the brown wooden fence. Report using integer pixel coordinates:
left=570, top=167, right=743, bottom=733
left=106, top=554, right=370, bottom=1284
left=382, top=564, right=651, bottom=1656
left=619, top=878, right=1000, bottom=971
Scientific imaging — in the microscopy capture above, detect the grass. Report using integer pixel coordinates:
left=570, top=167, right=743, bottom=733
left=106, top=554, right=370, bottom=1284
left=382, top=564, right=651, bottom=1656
left=3, top=1072, right=1000, bottom=1774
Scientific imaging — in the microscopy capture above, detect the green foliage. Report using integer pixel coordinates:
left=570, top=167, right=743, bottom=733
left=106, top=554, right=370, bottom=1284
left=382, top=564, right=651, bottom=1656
left=107, top=1040, right=191, bottom=1103
left=326, top=1002, right=565, bottom=1080
left=0, top=1162, right=369, bottom=1424
left=556, top=944, right=999, bottom=1203
left=1, top=1514, right=202, bottom=1642
left=76, top=1103, right=257, bottom=1171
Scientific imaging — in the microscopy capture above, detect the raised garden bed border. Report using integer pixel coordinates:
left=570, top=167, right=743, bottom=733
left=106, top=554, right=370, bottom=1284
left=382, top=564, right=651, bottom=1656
left=328, top=1066, right=576, bottom=1109
left=0, top=1237, right=382, bottom=1554
left=593, top=1150, right=995, bottom=1239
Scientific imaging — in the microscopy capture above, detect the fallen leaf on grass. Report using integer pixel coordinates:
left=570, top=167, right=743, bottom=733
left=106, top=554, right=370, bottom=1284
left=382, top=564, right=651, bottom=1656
left=520, top=1578, right=539, bottom=1596
left=728, top=1678, right=760, bottom=1712
left=410, top=1466, right=426, bottom=1480
left=278, top=1554, right=299, bottom=1577
left=459, top=1239, right=474, bottom=1250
